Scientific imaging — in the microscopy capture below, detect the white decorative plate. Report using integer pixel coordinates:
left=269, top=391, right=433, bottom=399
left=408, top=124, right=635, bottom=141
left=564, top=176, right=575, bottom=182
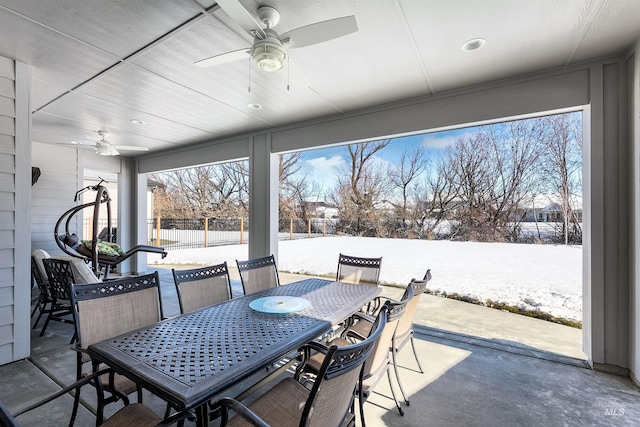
left=249, top=296, right=311, bottom=314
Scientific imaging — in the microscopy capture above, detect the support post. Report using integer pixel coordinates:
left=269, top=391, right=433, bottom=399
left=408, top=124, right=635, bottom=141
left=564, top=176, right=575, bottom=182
left=247, top=134, right=279, bottom=260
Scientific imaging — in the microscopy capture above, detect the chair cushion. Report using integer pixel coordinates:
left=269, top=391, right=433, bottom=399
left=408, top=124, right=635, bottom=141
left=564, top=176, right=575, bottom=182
left=305, top=337, right=352, bottom=373
left=227, top=378, right=308, bottom=427
left=54, top=256, right=102, bottom=284
left=102, top=403, right=162, bottom=427
left=31, top=249, right=51, bottom=281
left=81, top=240, right=125, bottom=257
left=347, top=318, right=373, bottom=340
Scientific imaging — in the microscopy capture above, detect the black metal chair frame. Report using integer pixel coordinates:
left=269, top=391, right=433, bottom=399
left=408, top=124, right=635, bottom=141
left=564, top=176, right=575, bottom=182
left=69, top=271, right=165, bottom=426
left=30, top=256, right=51, bottom=329
left=336, top=253, right=383, bottom=285
left=390, top=269, right=432, bottom=405
left=346, top=290, right=411, bottom=424
left=172, top=262, right=232, bottom=314
left=40, top=258, right=77, bottom=342
left=336, top=253, right=383, bottom=314
left=213, top=308, right=388, bottom=427
left=236, top=255, right=280, bottom=295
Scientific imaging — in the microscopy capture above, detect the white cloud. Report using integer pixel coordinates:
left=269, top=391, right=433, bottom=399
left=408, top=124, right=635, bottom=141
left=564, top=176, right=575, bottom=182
left=421, top=130, right=480, bottom=150
left=370, top=155, right=394, bottom=171
left=305, top=155, right=346, bottom=190
left=307, top=155, right=345, bottom=173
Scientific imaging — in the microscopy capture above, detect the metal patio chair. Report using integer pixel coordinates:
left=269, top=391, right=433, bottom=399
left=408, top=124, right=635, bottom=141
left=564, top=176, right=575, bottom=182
left=236, top=255, right=280, bottom=295
left=212, top=307, right=387, bottom=427
left=30, top=255, right=51, bottom=329
left=172, top=262, right=232, bottom=314
left=336, top=253, right=383, bottom=314
left=317, top=288, right=413, bottom=424
left=336, top=253, right=382, bottom=286
left=69, top=272, right=165, bottom=425
left=389, top=269, right=432, bottom=404
left=40, top=258, right=77, bottom=341
left=346, top=276, right=428, bottom=406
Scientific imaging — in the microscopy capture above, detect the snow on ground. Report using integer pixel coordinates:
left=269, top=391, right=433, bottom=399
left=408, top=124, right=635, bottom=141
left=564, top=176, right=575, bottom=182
left=148, top=236, right=582, bottom=322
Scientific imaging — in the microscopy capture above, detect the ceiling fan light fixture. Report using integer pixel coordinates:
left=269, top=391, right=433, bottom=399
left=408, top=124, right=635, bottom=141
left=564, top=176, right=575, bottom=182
left=251, top=35, right=286, bottom=71
left=95, top=140, right=119, bottom=156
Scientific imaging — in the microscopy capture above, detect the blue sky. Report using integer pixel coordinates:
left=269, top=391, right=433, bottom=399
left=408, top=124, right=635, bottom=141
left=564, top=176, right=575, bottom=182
left=298, top=126, right=483, bottom=191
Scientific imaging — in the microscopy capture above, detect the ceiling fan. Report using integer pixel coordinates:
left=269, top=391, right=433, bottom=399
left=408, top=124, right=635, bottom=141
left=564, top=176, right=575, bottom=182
left=58, top=131, right=149, bottom=156
left=93, top=131, right=149, bottom=156
left=195, top=1, right=358, bottom=72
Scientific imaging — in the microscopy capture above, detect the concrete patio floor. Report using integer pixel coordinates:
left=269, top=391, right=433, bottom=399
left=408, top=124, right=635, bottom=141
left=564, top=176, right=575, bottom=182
left=2, top=266, right=640, bottom=426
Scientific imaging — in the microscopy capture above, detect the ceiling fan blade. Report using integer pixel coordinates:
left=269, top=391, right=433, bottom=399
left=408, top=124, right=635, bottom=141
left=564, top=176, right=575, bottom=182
left=56, top=142, right=95, bottom=150
left=280, top=16, right=358, bottom=49
left=216, top=0, right=265, bottom=38
left=194, top=48, right=250, bottom=68
left=114, top=145, right=149, bottom=152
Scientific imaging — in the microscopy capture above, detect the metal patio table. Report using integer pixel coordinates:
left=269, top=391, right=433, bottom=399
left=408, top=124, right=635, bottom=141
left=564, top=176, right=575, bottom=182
left=88, top=278, right=381, bottom=426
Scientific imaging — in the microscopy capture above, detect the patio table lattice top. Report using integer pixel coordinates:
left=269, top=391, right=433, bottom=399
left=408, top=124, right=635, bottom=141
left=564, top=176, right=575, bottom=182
left=89, top=278, right=380, bottom=408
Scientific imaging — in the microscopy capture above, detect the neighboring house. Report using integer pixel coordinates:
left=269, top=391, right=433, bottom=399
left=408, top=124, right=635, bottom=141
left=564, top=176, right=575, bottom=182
left=521, top=194, right=583, bottom=223
left=305, top=201, right=339, bottom=219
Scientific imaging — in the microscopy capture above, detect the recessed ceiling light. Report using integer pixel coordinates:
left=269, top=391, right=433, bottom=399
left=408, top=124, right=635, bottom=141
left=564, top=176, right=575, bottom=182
left=130, top=119, right=146, bottom=125
left=248, top=103, right=262, bottom=110
left=69, top=140, right=79, bottom=145
left=462, top=38, right=486, bottom=52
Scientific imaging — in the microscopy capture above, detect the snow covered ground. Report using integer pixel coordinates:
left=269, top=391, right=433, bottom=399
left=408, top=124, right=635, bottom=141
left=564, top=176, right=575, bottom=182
left=148, top=236, right=582, bottom=322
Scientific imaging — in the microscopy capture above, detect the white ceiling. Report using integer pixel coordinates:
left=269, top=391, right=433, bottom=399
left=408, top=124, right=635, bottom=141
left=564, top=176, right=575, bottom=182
left=1, top=0, right=639, bottom=156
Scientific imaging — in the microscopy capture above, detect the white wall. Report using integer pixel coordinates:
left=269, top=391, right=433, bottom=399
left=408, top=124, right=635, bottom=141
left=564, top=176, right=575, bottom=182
left=0, top=58, right=30, bottom=365
left=0, top=56, right=18, bottom=365
left=31, top=142, right=81, bottom=254
left=31, top=146, right=123, bottom=255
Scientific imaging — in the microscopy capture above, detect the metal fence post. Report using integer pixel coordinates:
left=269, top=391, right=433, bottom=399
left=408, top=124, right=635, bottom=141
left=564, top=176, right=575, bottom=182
left=240, top=217, right=244, bottom=245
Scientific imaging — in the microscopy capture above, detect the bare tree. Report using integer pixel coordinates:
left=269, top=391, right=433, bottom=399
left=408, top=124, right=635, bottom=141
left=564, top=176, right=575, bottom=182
left=446, top=133, right=494, bottom=239
left=446, top=119, right=545, bottom=241
left=411, top=153, right=459, bottom=239
left=540, top=113, right=583, bottom=244
left=388, top=149, right=428, bottom=228
left=279, top=153, right=313, bottom=220
left=332, top=140, right=391, bottom=236
left=486, top=119, right=546, bottom=240
left=152, top=160, right=249, bottom=220
left=216, top=161, right=249, bottom=218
